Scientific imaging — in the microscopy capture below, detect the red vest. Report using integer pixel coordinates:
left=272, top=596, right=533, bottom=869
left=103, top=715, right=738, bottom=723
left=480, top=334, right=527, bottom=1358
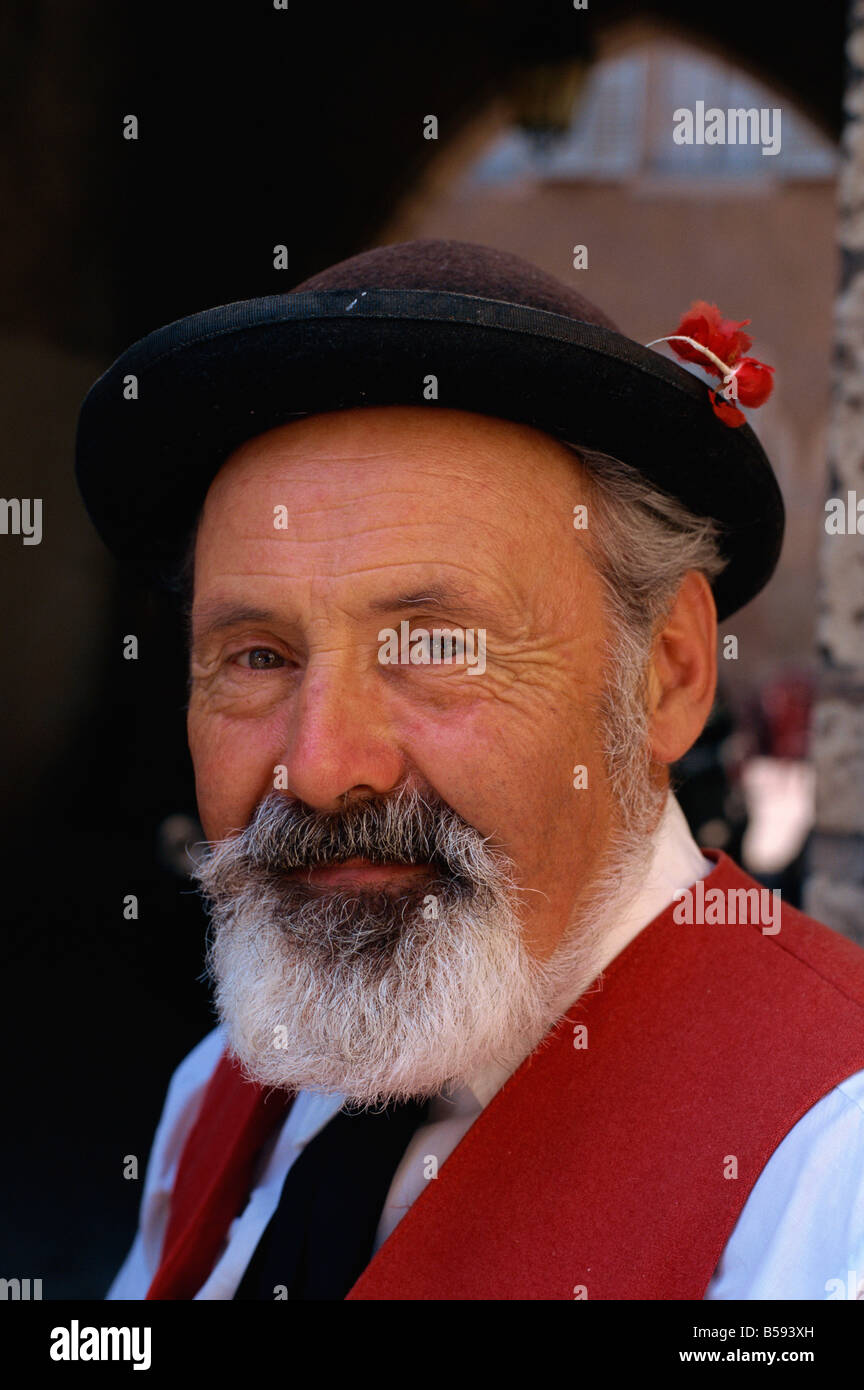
left=147, top=852, right=864, bottom=1300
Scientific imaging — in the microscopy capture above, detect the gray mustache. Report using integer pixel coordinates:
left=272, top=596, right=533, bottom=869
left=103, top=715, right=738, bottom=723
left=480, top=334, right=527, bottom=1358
left=233, top=789, right=468, bottom=877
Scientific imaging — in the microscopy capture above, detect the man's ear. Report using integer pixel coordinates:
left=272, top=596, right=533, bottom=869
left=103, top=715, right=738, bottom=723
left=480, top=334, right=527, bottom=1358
left=646, top=570, right=718, bottom=766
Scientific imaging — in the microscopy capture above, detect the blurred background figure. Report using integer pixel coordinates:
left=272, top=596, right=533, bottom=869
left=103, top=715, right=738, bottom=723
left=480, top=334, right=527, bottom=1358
left=740, top=674, right=815, bottom=904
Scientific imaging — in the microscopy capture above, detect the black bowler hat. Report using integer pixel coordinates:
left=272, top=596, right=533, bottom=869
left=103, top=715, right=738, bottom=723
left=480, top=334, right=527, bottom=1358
left=74, top=237, right=784, bottom=620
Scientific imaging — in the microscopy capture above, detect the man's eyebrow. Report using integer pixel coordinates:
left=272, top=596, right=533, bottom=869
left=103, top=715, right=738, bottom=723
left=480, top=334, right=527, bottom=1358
left=191, top=586, right=505, bottom=641
left=191, top=600, right=280, bottom=642
left=368, top=584, right=492, bottom=618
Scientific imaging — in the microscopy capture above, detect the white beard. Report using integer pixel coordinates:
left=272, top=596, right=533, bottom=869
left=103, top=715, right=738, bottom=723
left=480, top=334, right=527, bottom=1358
left=195, top=786, right=650, bottom=1108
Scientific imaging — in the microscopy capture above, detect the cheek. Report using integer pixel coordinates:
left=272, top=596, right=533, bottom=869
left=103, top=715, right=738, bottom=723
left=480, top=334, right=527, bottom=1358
left=392, top=694, right=506, bottom=802
left=187, top=706, right=278, bottom=840
left=403, top=690, right=602, bottom=838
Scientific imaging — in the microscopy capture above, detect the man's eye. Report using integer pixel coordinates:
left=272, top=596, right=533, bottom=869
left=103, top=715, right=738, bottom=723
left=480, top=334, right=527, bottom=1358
left=237, top=648, right=285, bottom=670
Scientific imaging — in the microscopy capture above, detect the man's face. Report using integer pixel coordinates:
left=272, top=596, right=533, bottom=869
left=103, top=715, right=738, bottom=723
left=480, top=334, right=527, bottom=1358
left=185, top=405, right=663, bottom=1102
left=188, top=405, right=620, bottom=962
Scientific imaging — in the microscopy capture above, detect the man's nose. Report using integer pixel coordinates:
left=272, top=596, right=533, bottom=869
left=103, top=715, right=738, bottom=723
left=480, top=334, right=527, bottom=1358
left=272, top=659, right=408, bottom=811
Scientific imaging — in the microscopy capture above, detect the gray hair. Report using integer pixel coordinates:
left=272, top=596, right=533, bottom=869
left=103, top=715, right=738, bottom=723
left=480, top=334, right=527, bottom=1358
left=564, top=443, right=727, bottom=837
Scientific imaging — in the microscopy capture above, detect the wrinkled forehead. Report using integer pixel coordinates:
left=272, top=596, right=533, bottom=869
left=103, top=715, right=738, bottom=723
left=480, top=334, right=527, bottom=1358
left=205, top=404, right=584, bottom=507
left=187, top=405, right=594, bottom=609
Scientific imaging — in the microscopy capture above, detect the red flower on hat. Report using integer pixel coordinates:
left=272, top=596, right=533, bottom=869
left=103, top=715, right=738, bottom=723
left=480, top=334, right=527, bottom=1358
left=673, top=301, right=752, bottom=372
left=646, top=300, right=774, bottom=427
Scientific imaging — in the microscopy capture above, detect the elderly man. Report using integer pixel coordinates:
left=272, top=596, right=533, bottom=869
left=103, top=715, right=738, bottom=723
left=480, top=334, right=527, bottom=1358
left=76, top=239, right=864, bottom=1301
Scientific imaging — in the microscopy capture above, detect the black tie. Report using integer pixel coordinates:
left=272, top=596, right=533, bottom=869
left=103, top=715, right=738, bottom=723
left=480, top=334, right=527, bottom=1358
left=233, top=1095, right=430, bottom=1300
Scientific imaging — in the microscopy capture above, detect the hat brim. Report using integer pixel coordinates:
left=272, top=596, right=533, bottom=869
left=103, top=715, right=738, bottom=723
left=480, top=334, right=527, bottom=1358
left=75, top=288, right=784, bottom=621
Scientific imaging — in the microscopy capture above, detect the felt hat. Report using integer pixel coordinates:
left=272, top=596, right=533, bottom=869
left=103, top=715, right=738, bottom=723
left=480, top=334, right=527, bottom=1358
left=74, top=237, right=784, bottom=619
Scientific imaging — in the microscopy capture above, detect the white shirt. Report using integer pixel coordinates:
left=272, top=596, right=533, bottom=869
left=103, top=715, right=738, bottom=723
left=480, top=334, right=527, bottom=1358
left=107, top=796, right=864, bottom=1301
